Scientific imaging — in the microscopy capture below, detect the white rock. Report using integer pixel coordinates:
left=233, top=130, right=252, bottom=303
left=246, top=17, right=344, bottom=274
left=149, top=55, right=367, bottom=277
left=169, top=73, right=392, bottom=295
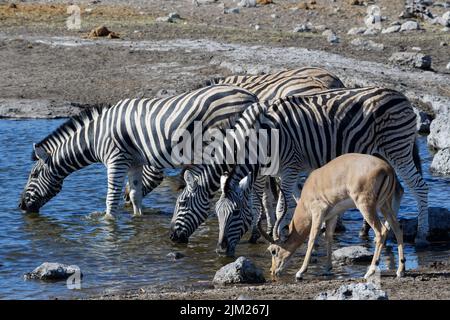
left=238, top=0, right=256, bottom=8
left=447, top=62, right=450, bottom=69
left=332, top=246, right=373, bottom=263
left=347, top=27, right=367, bottom=35
left=213, top=256, right=265, bottom=285
left=430, top=148, right=450, bottom=176
left=389, top=52, right=432, bottom=70
left=327, top=33, right=340, bottom=43
left=350, top=38, right=384, bottom=51
left=317, top=283, right=388, bottom=300
left=322, top=29, right=334, bottom=37
left=363, top=28, right=378, bottom=36
left=381, top=25, right=401, bottom=34
left=293, top=24, right=311, bottom=33
left=413, top=107, right=432, bottom=134
left=270, top=14, right=278, bottom=19
left=168, top=12, right=181, bottom=20
left=224, top=7, right=240, bottom=14
left=156, top=16, right=172, bottom=23
left=255, top=24, right=260, bottom=31
left=428, top=113, right=450, bottom=150
left=400, top=20, right=420, bottom=31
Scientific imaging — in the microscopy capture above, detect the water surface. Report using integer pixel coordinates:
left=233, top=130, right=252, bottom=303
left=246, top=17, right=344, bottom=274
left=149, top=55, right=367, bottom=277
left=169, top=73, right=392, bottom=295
left=0, top=119, right=449, bottom=299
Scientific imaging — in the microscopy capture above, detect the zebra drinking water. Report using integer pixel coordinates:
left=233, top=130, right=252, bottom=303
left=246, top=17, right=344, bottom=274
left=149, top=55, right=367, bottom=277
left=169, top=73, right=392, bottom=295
left=19, top=85, right=258, bottom=218
left=173, top=87, right=428, bottom=256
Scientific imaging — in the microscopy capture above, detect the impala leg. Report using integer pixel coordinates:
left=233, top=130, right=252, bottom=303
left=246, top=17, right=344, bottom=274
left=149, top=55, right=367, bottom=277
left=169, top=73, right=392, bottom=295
left=381, top=206, right=405, bottom=278
left=128, top=166, right=144, bottom=216
left=296, top=209, right=323, bottom=280
left=324, top=215, right=339, bottom=274
left=358, top=203, right=386, bottom=279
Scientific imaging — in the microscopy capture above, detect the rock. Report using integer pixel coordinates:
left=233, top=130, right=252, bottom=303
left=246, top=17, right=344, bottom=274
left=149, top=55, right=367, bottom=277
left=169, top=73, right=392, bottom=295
left=413, top=107, right=432, bottom=134
left=327, top=34, right=340, bottom=43
left=390, top=21, right=401, bottom=26
left=213, top=256, right=265, bottom=285
left=381, top=25, right=401, bottom=34
left=363, top=28, right=379, bottom=36
left=156, top=16, right=173, bottom=23
left=347, top=27, right=367, bottom=35
left=316, top=283, right=388, bottom=300
left=322, top=29, right=334, bottom=37
left=224, top=7, right=240, bottom=14
left=442, top=11, right=450, bottom=26
left=400, top=20, right=420, bottom=32
left=168, top=12, right=181, bottom=20
left=255, top=25, right=260, bottom=31
left=313, top=25, right=328, bottom=32
left=428, top=113, right=450, bottom=150
left=238, top=0, right=257, bottom=7
left=447, top=62, right=450, bottom=69
left=389, top=52, right=432, bottom=70
left=24, top=262, right=82, bottom=281
left=88, top=26, right=119, bottom=38
left=387, top=207, right=450, bottom=241
left=167, top=252, right=185, bottom=260
left=430, top=148, right=450, bottom=176
left=332, top=246, right=373, bottom=264
left=350, top=38, right=384, bottom=51
left=270, top=14, right=278, bottom=19
left=293, top=24, right=311, bottom=33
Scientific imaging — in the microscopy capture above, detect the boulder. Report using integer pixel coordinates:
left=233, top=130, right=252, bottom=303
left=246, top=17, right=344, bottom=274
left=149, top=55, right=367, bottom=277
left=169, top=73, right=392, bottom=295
left=24, top=262, right=82, bottom=281
left=213, top=256, right=265, bottom=285
left=400, top=20, right=420, bottom=32
left=316, top=282, right=388, bottom=300
left=389, top=52, right=432, bottom=70
left=430, top=148, right=450, bottom=176
left=413, top=107, right=432, bottom=134
left=332, top=246, right=373, bottom=264
left=428, top=113, right=450, bottom=150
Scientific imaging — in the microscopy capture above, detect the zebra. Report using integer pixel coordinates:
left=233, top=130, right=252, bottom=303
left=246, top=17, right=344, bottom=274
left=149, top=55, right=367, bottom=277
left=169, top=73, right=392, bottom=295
left=18, top=85, right=259, bottom=217
left=173, top=87, right=428, bottom=256
left=124, top=67, right=345, bottom=207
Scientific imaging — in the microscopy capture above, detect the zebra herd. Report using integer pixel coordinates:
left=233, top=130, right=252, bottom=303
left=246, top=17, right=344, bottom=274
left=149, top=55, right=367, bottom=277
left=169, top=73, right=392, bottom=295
left=19, top=67, right=430, bottom=261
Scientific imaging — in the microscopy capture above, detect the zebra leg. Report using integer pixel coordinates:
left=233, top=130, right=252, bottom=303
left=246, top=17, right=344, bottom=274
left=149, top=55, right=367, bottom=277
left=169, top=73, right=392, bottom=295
left=248, top=175, right=266, bottom=244
left=273, top=167, right=300, bottom=242
left=263, top=177, right=277, bottom=236
left=128, top=166, right=144, bottom=216
left=389, top=158, right=429, bottom=246
left=105, top=162, right=130, bottom=219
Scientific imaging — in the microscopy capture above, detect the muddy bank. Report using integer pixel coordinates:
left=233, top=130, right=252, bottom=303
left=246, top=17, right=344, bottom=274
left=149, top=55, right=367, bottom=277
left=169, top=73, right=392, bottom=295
left=92, top=266, right=450, bottom=300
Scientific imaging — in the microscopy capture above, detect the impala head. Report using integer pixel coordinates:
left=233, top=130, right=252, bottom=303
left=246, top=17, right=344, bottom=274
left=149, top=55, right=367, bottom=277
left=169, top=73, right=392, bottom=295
left=267, top=243, right=294, bottom=277
left=19, top=144, right=63, bottom=213
left=170, top=168, right=211, bottom=243
left=215, top=172, right=253, bottom=257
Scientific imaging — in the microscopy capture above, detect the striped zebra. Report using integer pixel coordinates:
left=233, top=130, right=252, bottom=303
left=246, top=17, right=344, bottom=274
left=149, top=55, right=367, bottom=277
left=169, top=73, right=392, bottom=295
left=173, top=87, right=428, bottom=256
left=125, top=67, right=345, bottom=207
left=19, top=85, right=258, bottom=217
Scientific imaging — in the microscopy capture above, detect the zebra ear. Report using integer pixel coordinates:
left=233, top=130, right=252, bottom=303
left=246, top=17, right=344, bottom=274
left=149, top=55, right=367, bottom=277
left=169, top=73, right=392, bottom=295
left=220, top=174, right=229, bottom=193
left=184, top=170, right=197, bottom=190
left=33, top=144, right=49, bottom=163
left=238, top=174, right=251, bottom=193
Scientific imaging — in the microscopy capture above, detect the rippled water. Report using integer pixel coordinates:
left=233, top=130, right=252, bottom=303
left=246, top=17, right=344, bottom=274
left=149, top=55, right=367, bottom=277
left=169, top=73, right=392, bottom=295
left=0, top=119, right=449, bottom=299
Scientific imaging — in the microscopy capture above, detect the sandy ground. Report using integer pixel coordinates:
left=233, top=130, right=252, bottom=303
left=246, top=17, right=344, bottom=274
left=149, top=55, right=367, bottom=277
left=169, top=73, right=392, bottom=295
left=94, top=265, right=450, bottom=300
left=0, top=1, right=449, bottom=118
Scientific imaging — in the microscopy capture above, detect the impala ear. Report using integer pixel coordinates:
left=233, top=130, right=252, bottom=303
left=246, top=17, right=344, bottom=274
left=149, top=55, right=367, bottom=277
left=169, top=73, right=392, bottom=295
left=184, top=170, right=197, bottom=190
left=33, top=144, right=49, bottom=162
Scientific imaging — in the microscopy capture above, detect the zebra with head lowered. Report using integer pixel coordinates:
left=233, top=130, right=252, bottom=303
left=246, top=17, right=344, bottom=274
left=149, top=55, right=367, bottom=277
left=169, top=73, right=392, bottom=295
left=124, top=67, right=345, bottom=212
left=19, top=85, right=259, bottom=217
left=163, top=68, right=346, bottom=243
left=174, top=87, right=428, bottom=256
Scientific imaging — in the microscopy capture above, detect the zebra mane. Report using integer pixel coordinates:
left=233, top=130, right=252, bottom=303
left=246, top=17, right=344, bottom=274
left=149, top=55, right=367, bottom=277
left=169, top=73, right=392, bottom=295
left=31, top=104, right=111, bottom=160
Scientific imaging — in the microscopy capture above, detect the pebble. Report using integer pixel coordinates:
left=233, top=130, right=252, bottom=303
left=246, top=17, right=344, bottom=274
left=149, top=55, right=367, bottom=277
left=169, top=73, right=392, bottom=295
left=347, top=27, right=366, bottom=35
left=400, top=20, right=420, bottom=32
left=224, top=7, right=240, bottom=14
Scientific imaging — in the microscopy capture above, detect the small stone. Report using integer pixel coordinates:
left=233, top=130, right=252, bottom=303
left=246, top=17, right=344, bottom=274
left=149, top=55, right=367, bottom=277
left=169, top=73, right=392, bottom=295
left=270, top=14, right=278, bottom=19
left=389, top=52, right=432, bottom=70
left=327, top=33, right=340, bottom=43
left=413, top=107, right=432, bottom=134
left=440, top=42, right=448, bottom=46
left=213, top=256, right=265, bottom=285
left=314, top=25, right=327, bottom=32
left=363, top=28, right=378, bottom=36
left=24, top=262, right=82, bottom=281
left=322, top=29, right=334, bottom=37
left=400, top=20, right=420, bottom=32
left=167, top=252, right=185, bottom=260
left=390, top=21, right=401, bottom=26
left=332, top=246, right=373, bottom=264
left=381, top=25, right=401, bottom=34
left=347, top=27, right=367, bottom=35
left=224, top=7, right=240, bottom=14
left=350, top=38, right=384, bottom=51
left=156, top=16, right=172, bottom=23
left=168, top=12, right=181, bottom=20
left=447, top=62, right=450, bottom=69
left=238, top=0, right=257, bottom=7
left=255, top=24, right=260, bottom=31
left=316, top=283, right=388, bottom=300
left=293, top=24, right=311, bottom=33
